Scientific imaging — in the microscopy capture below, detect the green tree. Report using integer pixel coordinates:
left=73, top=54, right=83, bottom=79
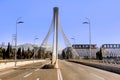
left=38, top=48, right=41, bottom=59
left=99, top=47, right=103, bottom=60
left=27, top=48, right=33, bottom=59
left=17, top=47, right=21, bottom=59
left=11, top=48, right=16, bottom=59
left=6, top=42, right=12, bottom=59
left=39, top=47, right=46, bottom=59
left=66, top=47, right=72, bottom=59
left=96, top=47, right=103, bottom=60
left=2, top=48, right=6, bottom=59
left=21, top=47, right=25, bottom=59
left=62, top=50, right=66, bottom=59
left=45, top=51, right=52, bottom=58
left=96, top=51, right=100, bottom=59
left=0, top=48, right=3, bottom=59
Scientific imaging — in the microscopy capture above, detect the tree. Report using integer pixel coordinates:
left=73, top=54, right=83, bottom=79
left=99, top=47, right=103, bottom=60
left=62, top=50, right=66, bottom=59
left=96, top=51, right=100, bottom=59
left=21, top=47, right=24, bottom=59
left=17, top=47, right=21, bottom=59
left=6, top=42, right=12, bottom=59
left=2, top=48, right=6, bottom=59
left=0, top=48, right=3, bottom=59
left=27, top=48, right=33, bottom=59
left=66, top=47, right=72, bottom=59
left=37, top=48, right=41, bottom=59
left=39, top=47, right=46, bottom=59
left=24, top=51, right=28, bottom=59
left=96, top=47, right=103, bottom=60
left=45, top=51, right=52, bottom=58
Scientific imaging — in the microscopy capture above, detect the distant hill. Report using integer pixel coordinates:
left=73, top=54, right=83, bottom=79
left=0, top=43, right=62, bottom=53
left=18, top=43, right=34, bottom=50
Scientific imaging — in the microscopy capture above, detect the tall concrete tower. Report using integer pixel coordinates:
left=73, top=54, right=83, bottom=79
left=52, top=7, right=59, bottom=68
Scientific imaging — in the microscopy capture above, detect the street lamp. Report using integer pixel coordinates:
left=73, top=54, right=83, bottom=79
left=83, top=17, right=92, bottom=59
left=12, top=34, right=16, bottom=46
left=15, top=17, right=24, bottom=67
left=33, top=37, right=39, bottom=63
left=71, top=37, right=76, bottom=44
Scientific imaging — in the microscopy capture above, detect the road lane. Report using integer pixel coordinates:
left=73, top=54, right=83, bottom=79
left=1, top=60, right=119, bottom=80
left=0, top=60, right=49, bottom=80
left=23, top=68, right=57, bottom=80
left=59, top=60, right=120, bottom=80
left=0, top=69, right=15, bottom=76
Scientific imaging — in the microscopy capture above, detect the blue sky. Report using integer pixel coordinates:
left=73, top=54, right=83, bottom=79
left=0, top=0, right=120, bottom=48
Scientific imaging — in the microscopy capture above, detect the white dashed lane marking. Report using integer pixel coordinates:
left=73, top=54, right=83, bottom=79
left=57, top=69, right=63, bottom=80
left=24, top=72, right=32, bottom=78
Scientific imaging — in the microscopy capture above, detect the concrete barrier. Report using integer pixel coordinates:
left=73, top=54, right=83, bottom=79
left=68, top=60, right=120, bottom=74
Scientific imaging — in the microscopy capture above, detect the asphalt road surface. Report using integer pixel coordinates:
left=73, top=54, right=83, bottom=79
left=0, top=60, right=120, bottom=80
left=0, top=60, right=57, bottom=80
left=59, top=60, right=120, bottom=80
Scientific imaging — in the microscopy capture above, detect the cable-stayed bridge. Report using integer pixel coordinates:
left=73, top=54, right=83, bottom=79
left=0, top=7, right=120, bottom=80
left=34, top=7, right=79, bottom=68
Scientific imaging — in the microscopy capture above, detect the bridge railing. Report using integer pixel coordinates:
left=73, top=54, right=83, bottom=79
left=98, top=59, right=120, bottom=64
left=69, top=59, right=120, bottom=65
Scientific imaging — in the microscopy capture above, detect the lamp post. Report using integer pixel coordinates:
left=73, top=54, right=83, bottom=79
left=12, top=34, right=16, bottom=46
left=71, top=37, right=76, bottom=44
left=33, top=37, right=39, bottom=63
left=83, top=18, right=92, bottom=59
left=15, top=17, right=24, bottom=67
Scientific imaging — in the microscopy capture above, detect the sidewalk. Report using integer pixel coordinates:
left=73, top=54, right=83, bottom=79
left=0, top=60, right=45, bottom=70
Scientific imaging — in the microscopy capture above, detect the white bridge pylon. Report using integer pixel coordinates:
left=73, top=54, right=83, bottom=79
left=52, top=7, right=59, bottom=68
left=39, top=7, right=79, bottom=68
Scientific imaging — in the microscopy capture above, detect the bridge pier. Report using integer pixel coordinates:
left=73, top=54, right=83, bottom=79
left=52, top=7, right=59, bottom=68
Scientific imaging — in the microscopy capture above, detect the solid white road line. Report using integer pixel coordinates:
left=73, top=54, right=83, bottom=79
left=24, top=72, right=32, bottom=78
left=90, top=73, right=105, bottom=80
left=57, top=69, right=63, bottom=80
left=36, top=78, right=40, bottom=80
